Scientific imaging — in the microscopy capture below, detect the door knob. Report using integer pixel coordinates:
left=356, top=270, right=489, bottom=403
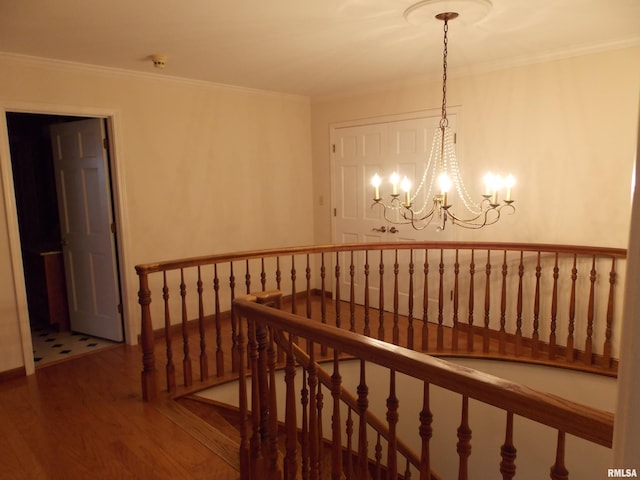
left=389, top=227, right=399, bottom=234
left=372, top=226, right=387, bottom=233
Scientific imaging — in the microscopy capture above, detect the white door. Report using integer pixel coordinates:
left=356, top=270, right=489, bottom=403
left=332, top=113, right=457, bottom=318
left=50, top=119, right=123, bottom=341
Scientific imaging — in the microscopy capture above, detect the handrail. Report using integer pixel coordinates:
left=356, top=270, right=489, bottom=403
left=234, top=297, right=614, bottom=449
left=135, top=241, right=626, bottom=275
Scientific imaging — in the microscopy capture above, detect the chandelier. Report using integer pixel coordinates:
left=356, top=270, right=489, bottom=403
left=371, top=9, right=516, bottom=230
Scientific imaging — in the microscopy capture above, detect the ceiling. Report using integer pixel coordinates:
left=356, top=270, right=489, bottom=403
left=1, top=0, right=639, bottom=99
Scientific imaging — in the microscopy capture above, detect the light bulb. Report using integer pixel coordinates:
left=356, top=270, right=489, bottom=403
left=505, top=174, right=515, bottom=201
left=371, top=173, right=382, bottom=200
left=400, top=176, right=411, bottom=207
left=484, top=172, right=494, bottom=195
left=438, top=172, right=452, bottom=194
left=390, top=172, right=400, bottom=195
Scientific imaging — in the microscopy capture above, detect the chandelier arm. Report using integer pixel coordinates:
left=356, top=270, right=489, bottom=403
left=447, top=203, right=516, bottom=229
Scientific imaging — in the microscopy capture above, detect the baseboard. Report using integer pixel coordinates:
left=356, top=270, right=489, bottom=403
left=0, top=366, right=26, bottom=382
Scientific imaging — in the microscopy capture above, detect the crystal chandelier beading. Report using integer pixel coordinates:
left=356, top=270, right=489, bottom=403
left=371, top=10, right=516, bottom=230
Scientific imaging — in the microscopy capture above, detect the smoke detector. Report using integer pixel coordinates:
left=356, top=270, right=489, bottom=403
left=150, top=54, right=168, bottom=69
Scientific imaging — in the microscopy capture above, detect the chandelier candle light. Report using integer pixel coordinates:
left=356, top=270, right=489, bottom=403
left=371, top=5, right=516, bottom=230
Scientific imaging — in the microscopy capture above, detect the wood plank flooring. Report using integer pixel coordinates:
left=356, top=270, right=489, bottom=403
left=0, top=344, right=240, bottom=480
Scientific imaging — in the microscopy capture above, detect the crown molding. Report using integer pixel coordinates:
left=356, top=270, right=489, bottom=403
left=0, top=52, right=309, bottom=102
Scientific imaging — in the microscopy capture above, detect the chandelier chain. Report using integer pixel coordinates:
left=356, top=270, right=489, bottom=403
left=440, top=18, right=449, bottom=129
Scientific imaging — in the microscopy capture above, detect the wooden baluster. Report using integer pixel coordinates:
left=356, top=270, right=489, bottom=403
left=457, top=396, right=472, bottom=480
left=261, top=258, right=267, bottom=292
left=230, top=263, right=239, bottom=372
left=498, top=251, right=508, bottom=355
left=585, top=256, right=596, bottom=365
left=357, top=360, right=369, bottom=479
left=335, top=254, right=341, bottom=329
left=237, top=314, right=249, bottom=479
left=374, top=433, right=383, bottom=480
left=603, top=258, right=617, bottom=369
left=437, top=249, right=445, bottom=350
left=197, top=267, right=208, bottom=381
left=566, top=255, right=578, bottom=363
left=316, top=384, right=324, bottom=480
left=549, top=253, right=559, bottom=360
left=386, top=369, right=399, bottom=479
left=550, top=431, right=569, bottom=480
left=275, top=257, right=285, bottom=363
left=248, top=318, right=264, bottom=478
left=350, top=251, right=356, bottom=333
left=162, top=272, right=175, bottom=393
left=532, top=252, right=542, bottom=358
left=467, top=250, right=476, bottom=352
left=515, top=252, right=524, bottom=356
left=407, top=249, right=415, bottom=350
left=330, top=351, right=343, bottom=480
left=452, top=249, right=460, bottom=351
left=500, top=412, right=517, bottom=480
left=306, top=254, right=312, bottom=321
left=284, top=334, right=298, bottom=480
left=256, top=324, right=269, bottom=444
left=419, top=382, right=433, bottom=480
left=213, top=265, right=224, bottom=376
left=300, top=369, right=309, bottom=480
left=245, top=259, right=251, bottom=294
left=138, top=270, right=157, bottom=401
left=267, top=328, right=281, bottom=480
left=364, top=250, right=371, bottom=337
left=483, top=250, right=492, bottom=353
left=276, top=256, right=282, bottom=291
left=378, top=250, right=385, bottom=341
left=180, top=269, right=192, bottom=387
left=320, top=253, right=328, bottom=356
left=393, top=249, right=400, bottom=345
left=308, top=342, right=319, bottom=480
left=291, top=255, right=297, bottom=316
left=404, top=459, right=412, bottom=480
left=422, top=249, right=430, bottom=351
left=346, top=408, right=354, bottom=480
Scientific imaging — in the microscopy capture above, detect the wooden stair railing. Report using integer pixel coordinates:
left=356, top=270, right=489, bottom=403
left=234, top=294, right=614, bottom=480
left=281, top=332, right=435, bottom=479
left=136, top=242, right=626, bottom=401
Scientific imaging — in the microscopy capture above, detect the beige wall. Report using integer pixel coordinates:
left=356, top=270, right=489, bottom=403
left=311, top=46, right=640, bottom=247
left=0, top=55, right=314, bottom=372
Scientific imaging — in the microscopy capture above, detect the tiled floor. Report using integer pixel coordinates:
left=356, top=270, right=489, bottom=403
left=31, top=326, right=119, bottom=367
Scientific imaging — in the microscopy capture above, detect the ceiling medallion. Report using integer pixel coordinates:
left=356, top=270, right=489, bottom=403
left=404, top=0, right=492, bottom=26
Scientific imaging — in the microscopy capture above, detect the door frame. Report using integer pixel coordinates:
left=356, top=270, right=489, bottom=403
left=0, top=101, right=133, bottom=375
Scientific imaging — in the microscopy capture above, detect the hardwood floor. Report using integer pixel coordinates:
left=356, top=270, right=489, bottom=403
left=0, top=344, right=240, bottom=480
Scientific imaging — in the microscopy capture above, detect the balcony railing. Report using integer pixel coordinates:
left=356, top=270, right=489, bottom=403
left=136, top=242, right=626, bottom=401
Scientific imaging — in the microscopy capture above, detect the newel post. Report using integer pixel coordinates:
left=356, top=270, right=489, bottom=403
left=138, top=269, right=158, bottom=402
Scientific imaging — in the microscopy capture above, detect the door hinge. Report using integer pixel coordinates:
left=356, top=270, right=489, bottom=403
left=111, top=222, right=116, bottom=234
left=332, top=144, right=336, bottom=153
left=333, top=208, right=337, bottom=217
left=103, top=138, right=109, bottom=150
left=117, top=304, right=123, bottom=315
left=454, top=133, right=457, bottom=144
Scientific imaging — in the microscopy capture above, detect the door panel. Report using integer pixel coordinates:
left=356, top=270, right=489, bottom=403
left=50, top=118, right=123, bottom=341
